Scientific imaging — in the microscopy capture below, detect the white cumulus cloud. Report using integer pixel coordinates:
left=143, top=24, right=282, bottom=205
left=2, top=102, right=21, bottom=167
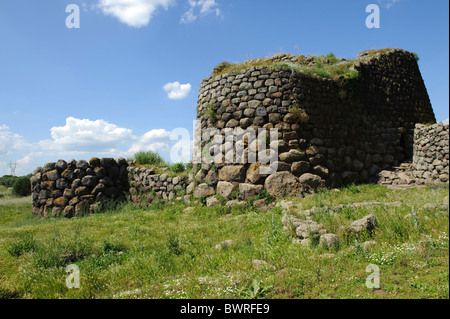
left=127, top=128, right=172, bottom=155
left=163, top=81, right=192, bottom=99
left=442, top=118, right=449, bottom=125
left=377, top=0, right=401, bottom=9
left=97, top=0, right=175, bottom=28
left=180, top=0, right=221, bottom=24
left=0, top=117, right=194, bottom=176
left=0, top=124, right=31, bottom=157
left=38, top=117, right=135, bottom=154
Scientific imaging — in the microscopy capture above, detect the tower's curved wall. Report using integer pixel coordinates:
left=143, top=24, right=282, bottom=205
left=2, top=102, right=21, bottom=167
left=192, top=50, right=436, bottom=196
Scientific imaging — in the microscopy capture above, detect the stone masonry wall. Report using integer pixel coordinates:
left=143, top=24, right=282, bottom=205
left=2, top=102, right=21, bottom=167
left=128, top=166, right=189, bottom=204
left=412, top=123, right=449, bottom=183
left=191, top=49, right=436, bottom=200
left=31, top=158, right=129, bottom=218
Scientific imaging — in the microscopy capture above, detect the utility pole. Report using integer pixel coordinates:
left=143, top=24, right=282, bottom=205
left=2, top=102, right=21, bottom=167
left=9, top=162, right=17, bottom=176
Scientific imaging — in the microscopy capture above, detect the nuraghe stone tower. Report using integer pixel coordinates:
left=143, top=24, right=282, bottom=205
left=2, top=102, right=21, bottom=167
left=192, top=49, right=436, bottom=199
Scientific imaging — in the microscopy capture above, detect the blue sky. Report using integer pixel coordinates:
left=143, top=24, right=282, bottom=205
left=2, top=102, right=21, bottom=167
left=0, top=0, right=448, bottom=176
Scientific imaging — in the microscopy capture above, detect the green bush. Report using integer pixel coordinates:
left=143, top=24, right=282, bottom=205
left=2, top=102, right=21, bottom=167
left=0, top=175, right=17, bottom=188
left=134, top=151, right=166, bottom=166
left=170, top=163, right=186, bottom=173
left=12, top=175, right=31, bottom=197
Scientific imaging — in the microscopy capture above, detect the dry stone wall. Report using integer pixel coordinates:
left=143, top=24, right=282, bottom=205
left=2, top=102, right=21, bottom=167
left=31, top=158, right=129, bottom=218
left=128, top=166, right=189, bottom=204
left=192, top=49, right=437, bottom=199
left=412, top=123, right=449, bottom=183
left=376, top=123, right=448, bottom=187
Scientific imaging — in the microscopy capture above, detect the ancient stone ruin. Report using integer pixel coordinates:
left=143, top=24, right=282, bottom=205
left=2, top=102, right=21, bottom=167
left=191, top=49, right=440, bottom=199
left=30, top=49, right=449, bottom=217
left=31, top=158, right=129, bottom=218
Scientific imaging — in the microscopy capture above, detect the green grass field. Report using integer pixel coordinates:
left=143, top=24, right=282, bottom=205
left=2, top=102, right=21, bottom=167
left=0, top=184, right=448, bottom=299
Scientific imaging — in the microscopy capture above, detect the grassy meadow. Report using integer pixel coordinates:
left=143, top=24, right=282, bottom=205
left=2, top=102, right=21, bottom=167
left=0, top=183, right=448, bottom=299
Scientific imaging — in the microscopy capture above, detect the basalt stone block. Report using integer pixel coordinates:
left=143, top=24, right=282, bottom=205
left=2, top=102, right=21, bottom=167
left=76, top=160, right=89, bottom=170
left=61, top=169, right=74, bottom=181
left=56, top=178, right=70, bottom=190
left=89, top=157, right=101, bottom=168
left=265, top=171, right=300, bottom=197
left=75, top=186, right=91, bottom=197
left=219, top=165, right=246, bottom=182
left=193, top=183, right=216, bottom=199
left=100, top=158, right=117, bottom=168
left=94, top=166, right=106, bottom=178
left=239, top=183, right=263, bottom=200
left=55, top=160, right=68, bottom=172
left=43, top=162, right=56, bottom=173
left=64, top=205, right=75, bottom=218
left=45, top=170, right=60, bottom=182
left=299, top=173, right=323, bottom=191
left=205, top=170, right=219, bottom=186
left=291, top=161, right=310, bottom=176
left=53, top=196, right=68, bottom=207
left=217, top=181, right=238, bottom=199
left=280, top=150, right=306, bottom=163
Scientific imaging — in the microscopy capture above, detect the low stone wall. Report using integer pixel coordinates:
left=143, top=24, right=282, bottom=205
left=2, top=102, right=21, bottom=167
left=128, top=166, right=189, bottom=204
left=31, top=158, right=129, bottom=218
left=412, top=123, right=449, bottom=183
left=377, top=123, right=449, bottom=187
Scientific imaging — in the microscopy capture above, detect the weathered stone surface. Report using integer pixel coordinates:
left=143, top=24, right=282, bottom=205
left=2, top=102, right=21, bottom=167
left=63, top=205, right=74, bottom=218
left=217, top=181, right=238, bottom=199
left=225, top=200, right=246, bottom=207
left=295, top=219, right=322, bottom=239
left=206, top=196, right=221, bottom=207
left=186, top=182, right=195, bottom=194
left=75, top=186, right=91, bottom=197
left=252, top=199, right=267, bottom=209
left=299, top=173, right=323, bottom=190
left=239, top=183, right=263, bottom=200
left=265, top=171, right=300, bottom=197
left=349, top=214, right=378, bottom=234
left=82, top=175, right=98, bottom=188
left=53, top=196, right=68, bottom=207
left=219, top=165, right=246, bottom=182
left=215, top=239, right=234, bottom=250
left=193, top=183, right=216, bottom=198
left=205, top=170, right=219, bottom=186
left=246, top=162, right=270, bottom=184
left=45, top=170, right=60, bottom=181
left=279, top=150, right=305, bottom=163
left=291, top=161, right=310, bottom=176
left=55, top=160, right=67, bottom=172
left=319, top=233, right=340, bottom=250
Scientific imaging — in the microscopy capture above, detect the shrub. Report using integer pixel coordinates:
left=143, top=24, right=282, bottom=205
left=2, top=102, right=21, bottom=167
left=134, top=151, right=166, bottom=166
left=12, top=175, right=31, bottom=197
left=170, top=163, right=186, bottom=173
left=0, top=175, right=17, bottom=188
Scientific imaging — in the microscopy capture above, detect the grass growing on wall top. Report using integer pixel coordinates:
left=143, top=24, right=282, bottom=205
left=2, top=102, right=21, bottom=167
left=131, top=151, right=189, bottom=178
left=212, top=49, right=409, bottom=79
left=133, top=151, right=166, bottom=166
left=0, top=183, right=448, bottom=299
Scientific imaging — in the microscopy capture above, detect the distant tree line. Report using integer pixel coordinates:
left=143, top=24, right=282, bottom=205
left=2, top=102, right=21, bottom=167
left=0, top=174, right=32, bottom=197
